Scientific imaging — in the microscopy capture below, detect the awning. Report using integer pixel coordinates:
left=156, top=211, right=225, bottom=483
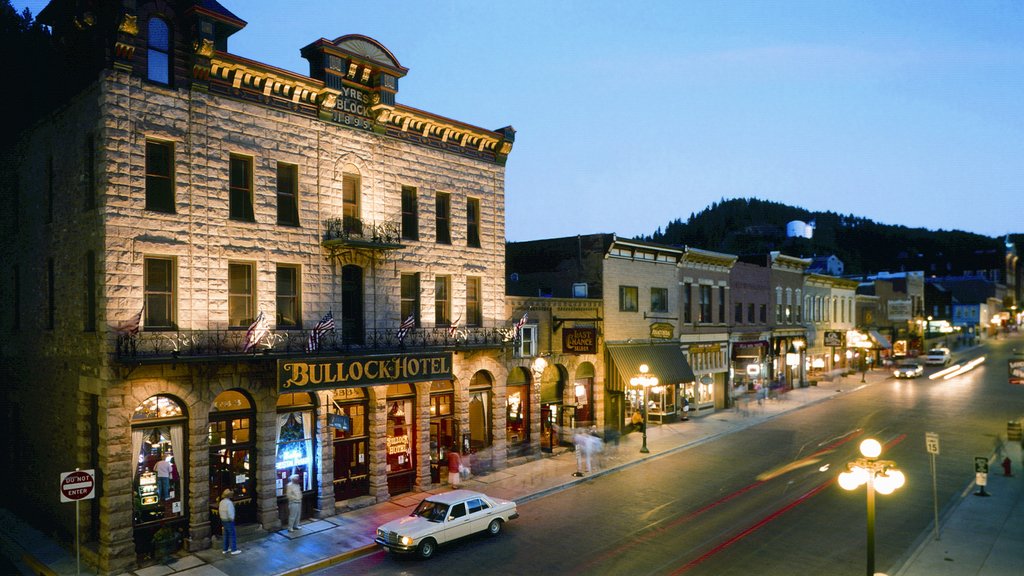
left=607, top=344, right=696, bottom=390
left=868, top=330, right=892, bottom=350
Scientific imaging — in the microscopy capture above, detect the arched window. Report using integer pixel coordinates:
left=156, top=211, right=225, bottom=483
left=148, top=17, right=171, bottom=84
left=131, top=395, right=186, bottom=529
left=468, top=371, right=493, bottom=451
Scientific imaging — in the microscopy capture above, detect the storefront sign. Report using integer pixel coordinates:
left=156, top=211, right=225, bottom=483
left=888, top=299, right=912, bottom=321
left=278, top=352, right=453, bottom=392
left=386, top=435, right=410, bottom=456
left=563, top=328, right=597, bottom=354
left=689, top=344, right=720, bottom=355
left=649, top=322, right=675, bottom=340
left=733, top=341, right=767, bottom=357
left=1009, top=358, right=1024, bottom=385
left=823, top=331, right=844, bottom=348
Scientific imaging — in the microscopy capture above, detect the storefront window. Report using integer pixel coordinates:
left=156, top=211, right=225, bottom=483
left=332, top=388, right=369, bottom=500
left=209, top=390, right=256, bottom=526
left=131, top=395, right=185, bottom=527
left=468, top=371, right=493, bottom=451
left=429, top=381, right=456, bottom=483
left=506, top=368, right=530, bottom=446
left=275, top=393, right=315, bottom=496
left=386, top=397, right=414, bottom=474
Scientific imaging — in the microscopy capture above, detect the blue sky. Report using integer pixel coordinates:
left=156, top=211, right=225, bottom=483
left=16, top=1, right=1024, bottom=241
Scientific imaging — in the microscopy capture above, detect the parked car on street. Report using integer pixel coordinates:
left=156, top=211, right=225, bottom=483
left=893, top=362, right=924, bottom=379
left=925, top=348, right=952, bottom=366
left=375, top=489, right=519, bottom=559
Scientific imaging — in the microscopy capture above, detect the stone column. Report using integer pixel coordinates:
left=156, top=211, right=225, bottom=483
left=316, top=391, right=336, bottom=518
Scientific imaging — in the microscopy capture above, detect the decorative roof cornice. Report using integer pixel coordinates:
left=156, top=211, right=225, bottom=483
left=681, top=246, right=738, bottom=268
left=805, top=273, right=860, bottom=290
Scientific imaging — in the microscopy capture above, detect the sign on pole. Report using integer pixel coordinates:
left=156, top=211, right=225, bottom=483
left=60, top=469, right=96, bottom=503
left=925, top=432, right=939, bottom=455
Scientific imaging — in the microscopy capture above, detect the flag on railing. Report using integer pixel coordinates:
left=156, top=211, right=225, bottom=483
left=448, top=313, right=461, bottom=338
left=306, top=311, right=335, bottom=353
left=243, top=310, right=269, bottom=353
left=116, top=306, right=144, bottom=335
left=513, top=312, right=529, bottom=337
left=397, top=314, right=415, bottom=343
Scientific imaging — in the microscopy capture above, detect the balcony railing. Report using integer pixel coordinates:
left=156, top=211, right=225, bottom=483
left=115, top=326, right=511, bottom=364
left=323, top=217, right=403, bottom=248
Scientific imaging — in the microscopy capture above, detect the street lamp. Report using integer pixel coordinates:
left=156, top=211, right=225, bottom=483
left=838, top=439, right=906, bottom=576
left=629, top=364, right=658, bottom=454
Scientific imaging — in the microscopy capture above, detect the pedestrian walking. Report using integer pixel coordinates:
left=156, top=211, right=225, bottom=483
left=447, top=445, right=462, bottom=489
left=285, top=474, right=302, bottom=531
left=218, top=489, right=240, bottom=555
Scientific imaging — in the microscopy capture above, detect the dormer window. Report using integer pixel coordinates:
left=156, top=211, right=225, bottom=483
left=148, top=17, right=171, bottom=85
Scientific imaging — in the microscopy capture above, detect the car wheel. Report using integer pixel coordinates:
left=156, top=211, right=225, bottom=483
left=417, top=538, right=437, bottom=559
left=487, top=518, right=502, bottom=536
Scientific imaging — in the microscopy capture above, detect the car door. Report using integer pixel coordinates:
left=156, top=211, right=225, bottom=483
left=465, top=496, right=492, bottom=533
left=443, top=502, right=474, bottom=541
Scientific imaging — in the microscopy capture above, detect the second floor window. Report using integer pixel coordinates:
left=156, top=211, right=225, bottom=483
left=435, top=192, right=451, bottom=244
left=699, top=285, right=712, bottom=324
left=147, top=17, right=170, bottom=85
left=760, top=304, right=767, bottom=323
left=401, top=186, right=418, bottom=241
left=144, top=257, right=176, bottom=330
left=229, top=155, right=254, bottom=221
left=683, top=283, right=692, bottom=323
left=748, top=303, right=755, bottom=324
left=401, top=273, right=420, bottom=325
left=718, top=286, right=726, bottom=323
left=145, top=140, right=174, bottom=213
left=734, top=302, right=743, bottom=324
left=466, top=276, right=481, bottom=326
left=276, top=265, right=300, bottom=328
left=467, top=197, right=481, bottom=248
left=517, top=325, right=537, bottom=358
left=619, top=285, right=638, bottom=312
left=228, top=262, right=255, bottom=328
left=277, top=162, right=299, bottom=226
left=435, top=275, right=451, bottom=326
left=650, top=287, right=668, bottom=313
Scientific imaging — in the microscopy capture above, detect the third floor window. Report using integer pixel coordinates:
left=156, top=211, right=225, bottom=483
left=401, top=186, right=418, bottom=241
left=467, top=197, right=481, bottom=248
left=229, top=155, right=254, bottom=221
left=228, top=262, right=255, bottom=327
left=276, top=162, right=299, bottom=226
left=145, top=140, right=174, bottom=213
left=435, top=192, right=451, bottom=244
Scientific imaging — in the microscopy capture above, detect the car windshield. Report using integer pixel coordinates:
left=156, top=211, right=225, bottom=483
left=899, top=363, right=919, bottom=369
left=412, top=500, right=449, bottom=522
left=928, top=350, right=945, bottom=355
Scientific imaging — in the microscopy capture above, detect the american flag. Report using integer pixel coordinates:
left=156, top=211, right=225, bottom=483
left=243, top=310, right=269, bottom=353
left=397, top=314, right=415, bottom=342
left=514, top=312, right=529, bottom=336
left=448, top=313, right=461, bottom=338
left=306, top=311, right=335, bottom=353
left=116, top=306, right=144, bottom=335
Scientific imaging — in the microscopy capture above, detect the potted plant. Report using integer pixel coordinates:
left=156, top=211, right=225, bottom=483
left=151, top=523, right=180, bottom=563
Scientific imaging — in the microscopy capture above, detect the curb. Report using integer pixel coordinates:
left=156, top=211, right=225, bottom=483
left=274, top=543, right=379, bottom=576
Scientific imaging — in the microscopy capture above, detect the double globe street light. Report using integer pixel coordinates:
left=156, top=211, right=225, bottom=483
left=838, top=438, right=906, bottom=576
left=629, top=364, right=659, bottom=454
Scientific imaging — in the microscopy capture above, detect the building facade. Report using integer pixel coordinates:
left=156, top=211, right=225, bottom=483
left=0, top=2, right=514, bottom=573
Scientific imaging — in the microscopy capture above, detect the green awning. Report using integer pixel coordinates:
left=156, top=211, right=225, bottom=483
left=607, top=343, right=696, bottom=389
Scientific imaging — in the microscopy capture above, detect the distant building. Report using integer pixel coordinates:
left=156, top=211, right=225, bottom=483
left=808, top=254, right=844, bottom=276
left=786, top=220, right=815, bottom=239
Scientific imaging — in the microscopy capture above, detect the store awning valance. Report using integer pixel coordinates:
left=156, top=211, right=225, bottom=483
left=868, top=330, right=892, bottom=350
left=607, top=344, right=696, bottom=388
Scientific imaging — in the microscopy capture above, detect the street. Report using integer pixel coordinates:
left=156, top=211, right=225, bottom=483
left=318, top=337, right=1022, bottom=575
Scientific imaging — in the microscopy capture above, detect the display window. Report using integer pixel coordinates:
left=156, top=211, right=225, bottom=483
left=468, top=371, right=493, bottom=452
left=429, top=381, right=456, bottom=483
left=331, top=387, right=369, bottom=500
left=275, top=393, right=315, bottom=497
left=385, top=384, right=416, bottom=495
left=505, top=368, right=530, bottom=447
left=209, top=390, right=256, bottom=528
left=131, top=395, right=186, bottom=528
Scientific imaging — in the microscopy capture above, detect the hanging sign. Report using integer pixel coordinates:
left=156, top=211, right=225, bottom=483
left=563, top=328, right=597, bottom=354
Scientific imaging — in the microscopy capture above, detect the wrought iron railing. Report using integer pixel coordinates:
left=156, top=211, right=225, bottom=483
left=115, top=326, right=512, bottom=363
left=323, top=217, right=402, bottom=246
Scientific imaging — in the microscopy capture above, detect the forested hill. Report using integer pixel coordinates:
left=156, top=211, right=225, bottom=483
left=642, top=198, right=1013, bottom=277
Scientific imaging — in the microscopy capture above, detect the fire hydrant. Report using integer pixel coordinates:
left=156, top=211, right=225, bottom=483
left=1002, top=457, right=1013, bottom=477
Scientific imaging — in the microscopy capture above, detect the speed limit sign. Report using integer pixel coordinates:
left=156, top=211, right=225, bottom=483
left=925, top=432, right=939, bottom=455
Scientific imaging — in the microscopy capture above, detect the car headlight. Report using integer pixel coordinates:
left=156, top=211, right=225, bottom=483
left=400, top=535, right=413, bottom=546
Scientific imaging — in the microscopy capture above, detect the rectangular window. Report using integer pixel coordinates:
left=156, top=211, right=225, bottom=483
left=400, top=273, right=420, bottom=325
left=229, top=155, right=255, bottom=221
left=619, top=285, right=638, bottom=312
left=747, top=303, right=755, bottom=324
left=683, top=283, right=692, bottom=323
left=718, top=286, right=726, bottom=323
left=145, top=140, right=175, bottom=213
left=435, top=192, right=451, bottom=244
left=650, top=287, right=668, bottom=313
left=401, top=186, right=418, bottom=241
left=467, top=197, right=481, bottom=248
left=343, top=173, right=360, bottom=234
left=46, top=257, right=54, bottom=330
left=759, top=304, right=767, bottom=323
left=517, top=325, right=537, bottom=357
left=276, top=162, right=299, bottom=226
left=144, top=257, right=175, bottom=329
left=228, top=262, right=255, bottom=328
left=734, top=302, right=743, bottom=324
left=776, top=304, right=783, bottom=324
left=84, top=135, right=96, bottom=211
left=85, top=251, right=96, bottom=332
left=466, top=276, right=482, bottom=327
left=435, top=275, right=451, bottom=326
left=276, top=265, right=300, bottom=328
left=699, top=285, right=712, bottom=324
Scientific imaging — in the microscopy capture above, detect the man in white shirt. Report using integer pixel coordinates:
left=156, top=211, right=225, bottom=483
left=285, top=474, right=303, bottom=531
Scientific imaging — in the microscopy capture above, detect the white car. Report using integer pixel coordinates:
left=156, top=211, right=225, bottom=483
left=893, top=362, right=924, bottom=379
left=925, top=348, right=952, bottom=366
left=375, top=489, right=519, bottom=559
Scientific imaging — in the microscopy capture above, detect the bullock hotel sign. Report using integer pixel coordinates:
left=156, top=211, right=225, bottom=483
left=278, top=353, right=453, bottom=392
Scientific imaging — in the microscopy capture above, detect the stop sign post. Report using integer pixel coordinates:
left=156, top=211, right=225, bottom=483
left=60, top=469, right=96, bottom=576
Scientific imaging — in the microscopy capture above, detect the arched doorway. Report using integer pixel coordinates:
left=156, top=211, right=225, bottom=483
left=573, top=363, right=595, bottom=427
left=341, top=265, right=363, bottom=345
left=331, top=388, right=369, bottom=501
left=540, top=365, right=565, bottom=452
left=209, top=390, right=257, bottom=533
left=275, top=392, right=316, bottom=525
left=131, top=394, right=187, bottom=558
left=505, top=367, right=531, bottom=458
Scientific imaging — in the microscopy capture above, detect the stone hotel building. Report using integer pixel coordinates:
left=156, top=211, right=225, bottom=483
left=0, top=1, right=515, bottom=572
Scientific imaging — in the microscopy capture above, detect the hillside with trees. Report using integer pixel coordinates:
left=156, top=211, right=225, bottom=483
left=643, top=198, right=1012, bottom=277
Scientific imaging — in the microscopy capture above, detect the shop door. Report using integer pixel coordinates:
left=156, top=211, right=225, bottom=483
left=429, top=417, right=456, bottom=483
left=333, top=438, right=369, bottom=501
left=210, top=448, right=256, bottom=529
left=540, top=404, right=560, bottom=452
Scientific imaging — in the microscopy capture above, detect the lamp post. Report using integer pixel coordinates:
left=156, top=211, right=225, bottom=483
left=629, top=364, right=658, bottom=454
left=838, top=439, right=906, bottom=576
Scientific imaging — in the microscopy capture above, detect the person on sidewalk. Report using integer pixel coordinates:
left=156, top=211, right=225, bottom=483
left=286, top=474, right=303, bottom=531
left=218, top=489, right=240, bottom=555
left=447, top=445, right=462, bottom=489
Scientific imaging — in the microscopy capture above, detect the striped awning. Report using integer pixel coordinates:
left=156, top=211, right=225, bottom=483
left=607, top=343, right=696, bottom=390
left=868, top=330, right=892, bottom=350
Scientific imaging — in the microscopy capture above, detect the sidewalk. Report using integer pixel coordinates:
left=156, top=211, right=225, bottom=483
left=2, top=367, right=1018, bottom=576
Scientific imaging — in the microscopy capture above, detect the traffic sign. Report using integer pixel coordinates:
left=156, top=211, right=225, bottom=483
left=974, top=457, right=989, bottom=474
left=60, top=469, right=96, bottom=503
left=925, top=432, right=939, bottom=455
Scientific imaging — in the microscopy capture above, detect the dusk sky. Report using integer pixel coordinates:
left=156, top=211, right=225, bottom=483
left=16, top=1, right=1024, bottom=241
